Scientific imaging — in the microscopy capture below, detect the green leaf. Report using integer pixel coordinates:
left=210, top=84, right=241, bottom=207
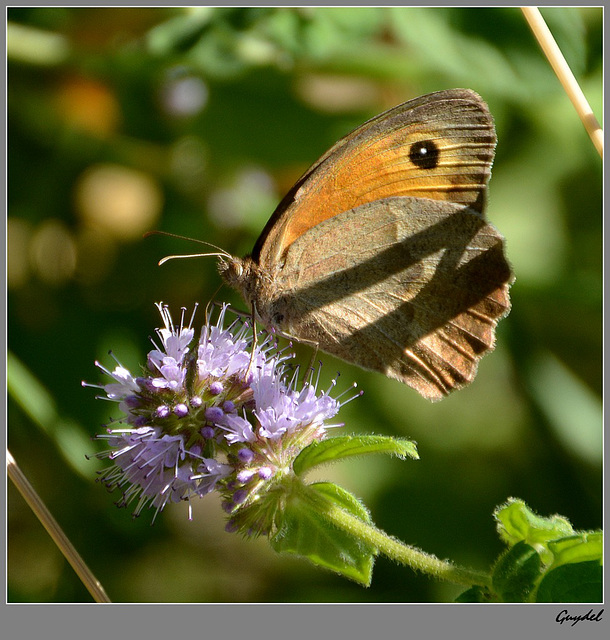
left=293, top=435, right=418, bottom=476
left=146, top=9, right=214, bottom=56
left=535, top=561, right=603, bottom=603
left=546, top=531, right=603, bottom=568
left=492, top=541, right=541, bottom=602
left=269, top=482, right=376, bottom=585
left=455, top=586, right=498, bottom=603
left=311, top=481, right=372, bottom=523
left=492, top=500, right=603, bottom=602
left=494, top=498, right=574, bottom=550
left=7, top=351, right=93, bottom=478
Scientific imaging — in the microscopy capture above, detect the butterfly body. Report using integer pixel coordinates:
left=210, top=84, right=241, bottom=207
left=219, top=89, right=512, bottom=401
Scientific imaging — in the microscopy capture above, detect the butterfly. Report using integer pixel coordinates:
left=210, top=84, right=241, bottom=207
left=218, top=88, right=512, bottom=401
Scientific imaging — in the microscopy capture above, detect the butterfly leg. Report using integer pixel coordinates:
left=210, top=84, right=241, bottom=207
left=243, top=304, right=259, bottom=382
left=304, top=341, right=320, bottom=386
left=204, top=284, right=226, bottom=324
left=270, top=325, right=320, bottom=386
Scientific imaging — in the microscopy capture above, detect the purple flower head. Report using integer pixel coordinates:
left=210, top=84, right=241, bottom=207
left=143, top=304, right=197, bottom=395
left=95, top=427, right=232, bottom=522
left=196, top=305, right=289, bottom=384
left=88, top=302, right=354, bottom=528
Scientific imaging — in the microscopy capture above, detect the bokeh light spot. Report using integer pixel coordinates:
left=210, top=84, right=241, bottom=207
left=30, top=218, right=77, bottom=286
left=74, top=163, right=163, bottom=241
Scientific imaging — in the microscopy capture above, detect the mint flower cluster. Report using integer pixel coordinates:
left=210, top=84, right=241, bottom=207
left=86, top=303, right=347, bottom=533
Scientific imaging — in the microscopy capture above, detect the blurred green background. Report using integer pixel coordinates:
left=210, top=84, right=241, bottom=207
left=7, top=7, right=602, bottom=603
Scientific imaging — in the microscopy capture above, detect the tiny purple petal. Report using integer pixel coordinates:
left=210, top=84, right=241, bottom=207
left=152, top=303, right=195, bottom=364
left=123, top=395, right=140, bottom=409
left=237, top=469, right=255, bottom=483
left=233, top=489, right=248, bottom=504
left=217, top=413, right=255, bottom=444
left=135, top=377, right=156, bottom=393
left=158, top=357, right=185, bottom=390
left=205, top=406, right=224, bottom=422
left=174, top=403, right=189, bottom=418
left=258, top=466, right=273, bottom=480
left=156, top=405, right=170, bottom=419
left=190, top=396, right=203, bottom=408
left=200, top=426, right=215, bottom=439
left=237, top=448, right=254, bottom=463
left=193, top=458, right=232, bottom=496
left=223, top=400, right=235, bottom=413
left=209, top=381, right=224, bottom=395
left=102, top=365, right=140, bottom=400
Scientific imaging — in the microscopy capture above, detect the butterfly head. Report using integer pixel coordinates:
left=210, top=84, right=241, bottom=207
left=218, top=254, right=259, bottom=307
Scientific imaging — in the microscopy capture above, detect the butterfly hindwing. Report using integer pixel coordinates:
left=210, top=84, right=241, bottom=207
left=267, top=197, right=510, bottom=400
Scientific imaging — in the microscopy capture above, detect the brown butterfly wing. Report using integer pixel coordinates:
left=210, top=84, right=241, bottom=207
left=253, top=88, right=496, bottom=267
left=223, top=88, right=511, bottom=399
left=267, top=197, right=511, bottom=400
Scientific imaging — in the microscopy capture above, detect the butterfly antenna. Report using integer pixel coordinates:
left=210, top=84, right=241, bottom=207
left=157, top=252, right=231, bottom=266
left=145, top=230, right=233, bottom=261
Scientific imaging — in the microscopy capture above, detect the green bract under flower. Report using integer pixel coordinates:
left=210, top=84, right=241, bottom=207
left=86, top=303, right=348, bottom=531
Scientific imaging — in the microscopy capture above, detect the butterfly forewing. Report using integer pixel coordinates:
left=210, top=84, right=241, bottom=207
left=253, top=89, right=496, bottom=266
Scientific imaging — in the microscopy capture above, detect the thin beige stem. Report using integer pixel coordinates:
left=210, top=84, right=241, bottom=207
left=7, top=449, right=112, bottom=603
left=521, top=7, right=602, bottom=159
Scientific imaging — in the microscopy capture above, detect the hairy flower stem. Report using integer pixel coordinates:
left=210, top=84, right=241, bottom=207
left=306, top=485, right=492, bottom=588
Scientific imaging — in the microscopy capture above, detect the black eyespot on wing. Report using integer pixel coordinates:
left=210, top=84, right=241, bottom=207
left=409, top=140, right=439, bottom=170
